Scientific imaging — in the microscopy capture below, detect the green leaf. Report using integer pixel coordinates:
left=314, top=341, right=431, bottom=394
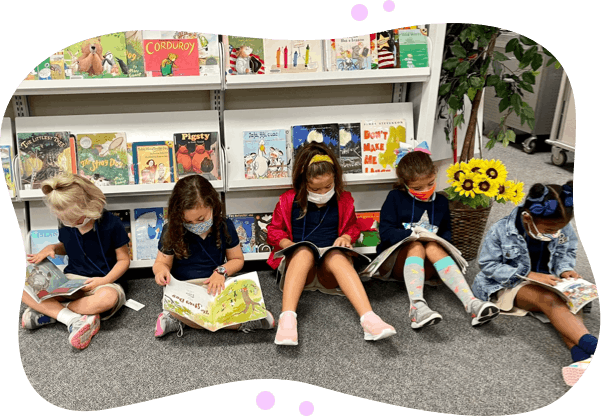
left=443, top=57, right=460, bottom=71
left=497, top=131, right=506, bottom=143
left=453, top=113, right=465, bottom=127
left=518, top=56, right=533, bottom=69
left=487, top=74, right=501, bottom=87
left=454, top=61, right=470, bottom=76
left=519, top=35, right=537, bottom=46
left=505, top=38, right=519, bottom=53
left=542, top=47, right=554, bottom=57
left=468, top=87, right=477, bottom=101
left=520, top=82, right=534, bottom=94
left=492, top=60, right=503, bottom=76
left=527, top=118, right=536, bottom=130
left=448, top=95, right=462, bottom=111
left=457, top=81, right=469, bottom=97
left=468, top=30, right=477, bottom=43
left=459, top=29, right=469, bottom=43
left=511, top=93, right=522, bottom=109
left=531, top=53, right=543, bottom=71
left=514, top=43, right=524, bottom=60
left=498, top=97, right=510, bottom=113
left=524, top=45, right=539, bottom=59
left=486, top=138, right=496, bottom=150
left=522, top=71, right=536, bottom=84
left=493, top=51, right=510, bottom=61
left=451, top=43, right=467, bottom=58
left=546, top=56, right=557, bottom=67
left=470, top=76, right=484, bottom=89
left=505, top=129, right=517, bottom=143
left=439, top=83, right=452, bottom=96
left=555, top=61, right=562, bottom=69
left=522, top=103, right=535, bottom=118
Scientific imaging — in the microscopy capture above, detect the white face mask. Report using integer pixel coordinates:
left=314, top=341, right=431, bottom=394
left=65, top=217, right=92, bottom=229
left=523, top=213, right=559, bottom=242
left=307, top=188, right=335, bottom=205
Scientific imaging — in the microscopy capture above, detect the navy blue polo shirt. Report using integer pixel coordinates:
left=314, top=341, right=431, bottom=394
left=158, top=219, right=240, bottom=281
left=516, top=214, right=551, bottom=274
left=58, top=210, right=130, bottom=277
left=291, top=198, right=339, bottom=247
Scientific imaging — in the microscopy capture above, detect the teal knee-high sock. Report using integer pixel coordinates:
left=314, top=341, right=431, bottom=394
left=434, top=256, right=475, bottom=308
left=404, top=256, right=425, bottom=305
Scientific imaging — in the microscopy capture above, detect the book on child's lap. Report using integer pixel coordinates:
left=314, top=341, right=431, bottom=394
left=25, top=259, right=86, bottom=303
left=517, top=275, right=598, bottom=315
left=162, top=272, right=267, bottom=332
left=274, top=241, right=371, bottom=267
left=360, top=229, right=467, bottom=280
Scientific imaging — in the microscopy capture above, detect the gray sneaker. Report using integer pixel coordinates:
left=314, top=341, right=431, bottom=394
left=466, top=298, right=500, bottom=327
left=154, top=311, right=183, bottom=338
left=409, top=301, right=442, bottom=329
left=21, top=307, right=56, bottom=330
left=238, top=311, right=276, bottom=333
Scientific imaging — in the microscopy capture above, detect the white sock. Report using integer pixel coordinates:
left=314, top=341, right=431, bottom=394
left=360, top=311, right=376, bottom=323
left=279, top=310, right=297, bottom=319
left=56, top=308, right=81, bottom=327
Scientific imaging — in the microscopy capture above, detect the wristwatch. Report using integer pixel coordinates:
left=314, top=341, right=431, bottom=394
left=215, top=265, right=228, bottom=278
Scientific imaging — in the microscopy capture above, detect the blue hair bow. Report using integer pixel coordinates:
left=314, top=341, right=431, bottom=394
left=393, top=141, right=431, bottom=167
left=526, top=185, right=549, bottom=203
left=529, top=199, right=558, bottom=216
left=562, top=184, right=573, bottom=207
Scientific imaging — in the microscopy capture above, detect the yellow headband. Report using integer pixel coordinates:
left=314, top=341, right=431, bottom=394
left=309, top=154, right=334, bottom=165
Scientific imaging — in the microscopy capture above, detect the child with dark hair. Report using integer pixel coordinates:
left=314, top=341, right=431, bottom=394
left=472, top=181, right=597, bottom=385
left=267, top=142, right=396, bottom=345
left=378, top=151, right=499, bottom=328
left=153, top=175, right=275, bottom=337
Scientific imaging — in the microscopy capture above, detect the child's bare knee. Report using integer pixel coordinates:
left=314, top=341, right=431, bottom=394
left=95, top=287, right=119, bottom=307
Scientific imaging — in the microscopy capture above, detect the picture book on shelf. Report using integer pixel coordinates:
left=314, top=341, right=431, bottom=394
left=17, top=131, right=73, bottom=189
left=132, top=141, right=175, bottom=184
left=334, top=36, right=371, bottom=71
left=143, top=38, right=200, bottom=77
left=339, top=123, right=362, bottom=174
left=361, top=120, right=411, bottom=173
left=173, top=132, right=221, bottom=181
left=292, top=124, right=340, bottom=160
left=126, top=142, right=135, bottom=185
left=229, top=214, right=256, bottom=254
left=376, top=30, right=396, bottom=69
left=254, top=213, right=273, bottom=253
left=355, top=212, right=381, bottom=247
left=370, top=34, right=378, bottom=69
left=30, top=229, right=68, bottom=266
left=1, top=145, right=15, bottom=197
left=264, top=39, right=322, bottom=74
left=109, top=210, right=133, bottom=260
left=162, top=272, right=268, bottom=332
left=125, top=31, right=146, bottom=78
left=517, top=276, right=598, bottom=315
left=243, top=129, right=289, bottom=179
left=63, top=33, right=129, bottom=79
left=224, top=36, right=265, bottom=75
left=35, top=53, right=67, bottom=80
left=134, top=207, right=167, bottom=261
left=25, top=259, right=86, bottom=303
left=395, top=29, right=429, bottom=68
left=76, top=133, right=129, bottom=186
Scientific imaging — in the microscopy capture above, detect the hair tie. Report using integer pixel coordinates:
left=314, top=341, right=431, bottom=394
left=309, top=154, right=334, bottom=165
left=526, top=185, right=549, bottom=203
left=529, top=199, right=558, bottom=216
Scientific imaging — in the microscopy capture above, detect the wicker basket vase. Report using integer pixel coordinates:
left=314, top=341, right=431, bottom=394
left=448, top=200, right=492, bottom=261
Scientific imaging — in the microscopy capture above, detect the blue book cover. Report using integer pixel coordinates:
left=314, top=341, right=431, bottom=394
left=291, top=123, right=340, bottom=161
left=243, top=129, right=289, bottom=179
left=134, top=207, right=167, bottom=260
left=339, top=123, right=362, bottom=174
left=30, top=229, right=68, bottom=266
left=229, top=214, right=256, bottom=253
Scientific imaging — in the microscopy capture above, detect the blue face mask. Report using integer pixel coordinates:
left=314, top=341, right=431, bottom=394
left=183, top=217, right=213, bottom=236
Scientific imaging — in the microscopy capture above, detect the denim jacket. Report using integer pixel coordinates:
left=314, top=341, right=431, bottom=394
left=472, top=207, right=578, bottom=301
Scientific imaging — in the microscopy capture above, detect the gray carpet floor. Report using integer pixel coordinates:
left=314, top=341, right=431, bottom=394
left=18, top=141, right=598, bottom=414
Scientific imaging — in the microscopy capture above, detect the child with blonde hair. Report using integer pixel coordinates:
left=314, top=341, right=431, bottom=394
left=23, top=174, right=130, bottom=350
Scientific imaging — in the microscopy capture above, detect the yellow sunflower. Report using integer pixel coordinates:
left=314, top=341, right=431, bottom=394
left=453, top=171, right=479, bottom=198
left=467, top=158, right=486, bottom=175
left=510, top=181, right=525, bottom=205
left=474, top=174, right=500, bottom=198
left=483, top=159, right=508, bottom=183
left=447, top=161, right=470, bottom=184
left=495, top=180, right=515, bottom=203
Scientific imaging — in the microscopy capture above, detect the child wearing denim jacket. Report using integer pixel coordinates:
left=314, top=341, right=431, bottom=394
left=472, top=181, right=597, bottom=385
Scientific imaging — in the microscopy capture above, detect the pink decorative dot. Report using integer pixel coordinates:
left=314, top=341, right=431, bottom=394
left=256, top=391, right=275, bottom=410
left=351, top=4, right=368, bottom=21
left=383, top=0, right=395, bottom=12
left=299, top=401, right=314, bottom=415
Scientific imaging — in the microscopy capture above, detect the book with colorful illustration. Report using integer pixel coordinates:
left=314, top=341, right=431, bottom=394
left=339, top=123, right=362, bottom=174
left=131, top=141, right=175, bottom=184
left=395, top=29, right=429, bottom=69
left=125, top=31, right=146, bottom=78
left=355, top=212, right=381, bottom=247
left=162, top=272, right=268, bottom=332
left=360, top=120, right=411, bottom=173
left=63, top=33, right=129, bottom=79
left=34, top=53, right=67, bottom=80
left=376, top=30, right=396, bottom=69
left=76, top=133, right=129, bottom=186
left=134, top=207, right=167, bottom=261
left=334, top=36, right=371, bottom=71
left=253, top=213, right=273, bottom=253
left=517, top=275, right=598, bottom=315
left=143, top=37, right=200, bottom=77
left=109, top=210, right=133, bottom=260
left=243, top=129, right=289, bottom=179
left=370, top=34, right=378, bottom=69
left=224, top=36, right=265, bottom=75
left=17, top=131, right=73, bottom=189
left=29, top=229, right=68, bottom=267
left=292, top=124, right=340, bottom=160
left=126, top=142, right=135, bottom=185
left=1, top=145, right=16, bottom=197
left=229, top=214, right=256, bottom=253
left=173, top=132, right=221, bottom=181
left=25, top=259, right=86, bottom=303
left=264, top=39, right=322, bottom=74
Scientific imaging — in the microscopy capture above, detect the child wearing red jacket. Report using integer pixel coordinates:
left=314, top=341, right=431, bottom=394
left=267, top=142, right=396, bottom=346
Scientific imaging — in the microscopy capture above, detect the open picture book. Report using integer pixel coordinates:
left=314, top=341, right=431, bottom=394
left=162, top=271, right=268, bottom=332
left=517, top=275, right=598, bottom=314
left=359, top=229, right=467, bottom=279
left=273, top=240, right=372, bottom=268
left=25, top=259, right=86, bottom=303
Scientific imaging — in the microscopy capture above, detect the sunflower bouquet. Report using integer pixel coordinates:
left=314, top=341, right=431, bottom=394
left=445, top=158, right=525, bottom=209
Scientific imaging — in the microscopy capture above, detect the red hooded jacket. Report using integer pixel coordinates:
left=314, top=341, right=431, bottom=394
left=266, top=189, right=361, bottom=269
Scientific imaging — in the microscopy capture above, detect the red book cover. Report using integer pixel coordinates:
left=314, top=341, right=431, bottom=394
left=143, top=39, right=200, bottom=77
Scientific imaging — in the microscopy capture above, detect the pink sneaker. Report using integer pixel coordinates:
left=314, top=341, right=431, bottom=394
left=562, top=356, right=593, bottom=386
left=361, top=311, right=396, bottom=341
left=68, top=314, right=100, bottom=350
left=274, top=311, right=298, bottom=346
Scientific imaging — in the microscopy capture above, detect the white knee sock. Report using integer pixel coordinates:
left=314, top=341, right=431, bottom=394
left=56, top=308, right=81, bottom=327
